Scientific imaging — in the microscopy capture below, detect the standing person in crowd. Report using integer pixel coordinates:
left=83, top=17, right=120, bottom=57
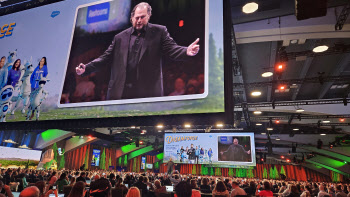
left=212, top=181, right=229, bottom=197
left=69, top=177, right=76, bottom=187
left=231, top=181, right=247, bottom=197
left=0, top=181, right=14, bottom=197
left=300, top=185, right=311, bottom=197
left=30, top=57, right=48, bottom=91
left=132, top=176, right=147, bottom=197
left=335, top=185, right=347, bottom=197
left=47, top=171, right=57, bottom=189
left=109, top=173, right=116, bottom=187
left=154, top=180, right=166, bottom=197
left=68, top=181, right=86, bottom=197
left=317, top=185, right=328, bottom=197
left=6, top=59, right=21, bottom=88
left=199, top=178, right=211, bottom=193
left=115, top=178, right=128, bottom=197
left=244, top=181, right=256, bottom=197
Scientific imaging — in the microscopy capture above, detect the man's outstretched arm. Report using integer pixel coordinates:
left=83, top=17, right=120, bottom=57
left=76, top=36, right=117, bottom=76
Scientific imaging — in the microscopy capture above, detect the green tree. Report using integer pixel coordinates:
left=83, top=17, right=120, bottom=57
left=192, top=165, right=197, bottom=175
left=84, top=150, right=89, bottom=170
left=124, top=155, right=128, bottom=167
left=263, top=168, right=268, bottom=179
left=59, top=149, right=65, bottom=170
left=108, top=157, right=112, bottom=168
left=52, top=143, right=58, bottom=161
left=247, top=169, right=254, bottom=178
left=269, top=167, right=274, bottom=179
left=228, top=168, right=234, bottom=177
left=100, top=148, right=106, bottom=170
left=209, top=167, right=214, bottom=176
left=274, top=166, right=279, bottom=179
left=215, top=168, right=221, bottom=176
left=280, top=166, right=286, bottom=176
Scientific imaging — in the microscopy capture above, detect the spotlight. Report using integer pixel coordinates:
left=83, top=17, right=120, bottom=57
left=313, top=45, right=328, bottom=53
left=179, top=20, right=184, bottom=27
left=242, top=2, right=258, bottom=14
left=256, top=123, right=262, bottom=126
left=296, top=108, right=304, bottom=113
left=261, top=158, right=264, bottom=162
left=140, top=141, right=143, bottom=145
left=276, top=63, right=285, bottom=71
left=88, top=135, right=92, bottom=139
left=344, top=161, right=347, bottom=164
left=131, top=126, right=136, bottom=129
left=340, top=118, right=345, bottom=122
left=281, top=156, right=285, bottom=159
left=184, top=124, right=191, bottom=128
left=158, top=130, right=162, bottom=133
left=216, top=123, right=224, bottom=127
left=156, top=124, right=164, bottom=129
left=79, top=136, right=84, bottom=139
left=267, top=128, right=273, bottom=131
left=140, top=130, right=146, bottom=135
left=251, top=91, right=262, bottom=96
left=279, top=85, right=286, bottom=90
left=276, top=138, right=280, bottom=140
left=320, top=134, right=326, bottom=136
left=261, top=132, right=266, bottom=135
left=253, top=111, right=262, bottom=115
left=293, top=128, right=299, bottom=131
left=286, top=159, right=291, bottom=162
left=322, top=120, right=330, bottom=123
left=262, top=72, right=273, bottom=78
left=275, top=120, right=280, bottom=124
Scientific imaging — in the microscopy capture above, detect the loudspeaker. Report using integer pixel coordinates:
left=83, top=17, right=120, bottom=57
left=295, top=0, right=327, bottom=20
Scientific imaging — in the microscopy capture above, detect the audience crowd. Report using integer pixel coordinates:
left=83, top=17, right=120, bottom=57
left=0, top=168, right=350, bottom=197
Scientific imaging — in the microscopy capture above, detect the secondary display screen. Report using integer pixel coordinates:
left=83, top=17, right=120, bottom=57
left=0, top=0, right=225, bottom=122
left=0, top=146, right=42, bottom=162
left=163, top=133, right=256, bottom=167
left=91, top=149, right=101, bottom=166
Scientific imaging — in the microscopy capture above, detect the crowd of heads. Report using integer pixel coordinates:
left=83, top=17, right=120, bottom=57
left=1, top=168, right=350, bottom=197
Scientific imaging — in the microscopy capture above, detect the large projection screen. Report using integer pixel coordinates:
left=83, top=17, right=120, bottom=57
left=0, top=0, right=225, bottom=122
left=163, top=133, right=256, bottom=167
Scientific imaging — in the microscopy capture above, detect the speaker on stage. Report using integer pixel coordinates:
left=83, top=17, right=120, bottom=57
left=80, top=164, right=85, bottom=171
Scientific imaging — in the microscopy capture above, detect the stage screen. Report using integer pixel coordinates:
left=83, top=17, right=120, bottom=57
left=146, top=163, right=153, bottom=169
left=0, top=0, right=225, bottom=122
left=163, top=133, right=256, bottom=167
left=91, top=149, right=101, bottom=166
left=141, top=156, right=146, bottom=170
left=0, top=146, right=42, bottom=166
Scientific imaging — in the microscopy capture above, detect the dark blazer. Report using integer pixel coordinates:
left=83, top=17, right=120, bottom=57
left=83, top=23, right=188, bottom=100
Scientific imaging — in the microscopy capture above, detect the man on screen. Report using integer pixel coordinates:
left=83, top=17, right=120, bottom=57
left=220, top=138, right=251, bottom=161
left=76, top=2, right=200, bottom=100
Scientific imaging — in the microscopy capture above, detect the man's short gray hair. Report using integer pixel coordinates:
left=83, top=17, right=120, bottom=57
left=130, top=2, right=152, bottom=19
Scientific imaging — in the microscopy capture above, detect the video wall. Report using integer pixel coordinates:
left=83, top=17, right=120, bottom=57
left=91, top=149, right=101, bottom=166
left=0, top=146, right=42, bottom=167
left=0, top=0, right=225, bottom=122
left=163, top=133, right=256, bottom=167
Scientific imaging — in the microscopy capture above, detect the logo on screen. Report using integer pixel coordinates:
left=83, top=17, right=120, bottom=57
left=51, top=11, right=60, bottom=18
left=87, top=2, right=110, bottom=24
left=0, top=23, right=16, bottom=39
left=220, top=136, right=227, bottom=141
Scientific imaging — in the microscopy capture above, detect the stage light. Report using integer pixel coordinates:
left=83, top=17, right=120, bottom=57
left=340, top=118, right=345, bottom=122
left=322, top=120, right=330, bottom=123
left=261, top=158, right=264, bottom=162
left=275, top=120, right=280, bottom=124
left=184, top=124, right=191, bottom=128
left=243, top=2, right=258, bottom=14
left=116, top=131, right=121, bottom=133
left=158, top=130, right=162, bottom=132
left=313, top=45, right=328, bottom=53
left=276, top=138, right=280, bottom=140
left=281, top=156, right=285, bottom=159
left=320, top=134, right=326, bottom=136
left=156, top=124, right=164, bottom=129
left=344, top=161, right=347, bottom=164
left=262, top=72, right=273, bottom=77
left=286, top=159, right=291, bottom=162
left=131, top=126, right=136, bottom=129
left=256, top=123, right=262, bottom=126
left=88, top=135, right=92, bottom=139
left=276, top=63, right=285, bottom=72
left=251, top=91, right=262, bottom=96
left=279, top=85, right=286, bottom=90
left=140, top=130, right=146, bottom=135
left=296, top=108, right=304, bottom=112
left=253, top=111, right=262, bottom=115
left=267, top=128, right=273, bottom=131
left=293, top=128, right=299, bottom=131
left=130, top=138, right=132, bottom=141
left=179, top=20, right=184, bottom=27
left=216, top=123, right=224, bottom=127
left=261, top=133, right=266, bottom=135
left=79, top=136, right=84, bottom=139
left=140, top=141, right=143, bottom=145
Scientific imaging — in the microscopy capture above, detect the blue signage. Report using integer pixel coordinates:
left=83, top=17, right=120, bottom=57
left=220, top=136, right=227, bottom=141
left=91, top=149, right=101, bottom=166
left=86, top=2, right=110, bottom=24
left=141, top=157, right=146, bottom=170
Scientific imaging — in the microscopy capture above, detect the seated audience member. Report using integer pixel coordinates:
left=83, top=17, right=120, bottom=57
left=76, top=172, right=86, bottom=184
left=0, top=181, right=14, bottom=197
left=190, top=179, right=199, bottom=190
left=200, top=178, right=211, bottom=193
left=109, top=173, right=116, bottom=187
left=244, top=181, right=256, bottom=197
left=56, top=173, right=69, bottom=193
left=255, top=181, right=273, bottom=197
left=19, top=186, right=41, bottom=197
left=230, top=182, right=247, bottom=197
left=19, top=173, right=28, bottom=189
left=132, top=176, right=147, bottom=197
left=68, top=182, right=86, bottom=197
left=35, top=181, right=57, bottom=197
left=115, top=178, right=128, bottom=196
left=169, top=78, right=186, bottom=96
left=126, top=187, right=140, bottom=197
left=212, top=181, right=229, bottom=197
left=335, top=185, right=347, bottom=197
left=175, top=181, right=192, bottom=197
left=154, top=180, right=166, bottom=197
left=90, top=178, right=111, bottom=197
left=286, top=185, right=300, bottom=197
left=300, top=186, right=311, bottom=197
left=318, top=185, right=328, bottom=197
left=170, top=175, right=181, bottom=186
left=224, top=179, right=232, bottom=191
left=69, top=177, right=76, bottom=187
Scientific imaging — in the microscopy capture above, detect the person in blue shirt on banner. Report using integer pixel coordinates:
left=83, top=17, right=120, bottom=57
left=195, top=146, right=200, bottom=164
left=208, top=148, right=213, bottom=163
left=0, top=56, right=8, bottom=89
left=30, top=57, right=48, bottom=91
left=7, top=59, right=21, bottom=88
